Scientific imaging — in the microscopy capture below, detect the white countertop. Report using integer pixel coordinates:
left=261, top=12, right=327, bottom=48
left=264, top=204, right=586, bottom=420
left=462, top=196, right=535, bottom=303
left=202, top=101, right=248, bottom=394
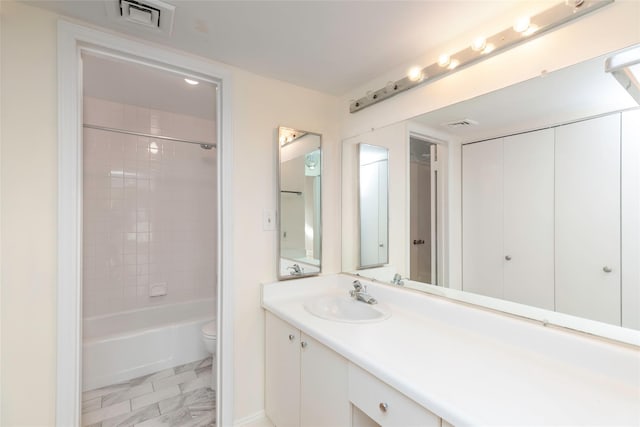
left=262, top=274, right=640, bottom=426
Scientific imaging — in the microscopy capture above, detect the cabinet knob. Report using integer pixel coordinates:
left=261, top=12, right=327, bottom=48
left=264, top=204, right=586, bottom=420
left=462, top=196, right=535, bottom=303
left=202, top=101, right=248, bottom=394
left=379, top=402, right=388, bottom=412
left=505, top=255, right=512, bottom=261
left=603, top=266, right=613, bottom=273
left=288, top=334, right=295, bottom=341
left=300, top=341, right=308, bottom=348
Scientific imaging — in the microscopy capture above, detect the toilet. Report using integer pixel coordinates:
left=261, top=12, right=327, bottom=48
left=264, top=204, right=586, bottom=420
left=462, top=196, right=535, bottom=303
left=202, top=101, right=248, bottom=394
left=201, top=321, right=217, bottom=353
left=201, top=321, right=217, bottom=388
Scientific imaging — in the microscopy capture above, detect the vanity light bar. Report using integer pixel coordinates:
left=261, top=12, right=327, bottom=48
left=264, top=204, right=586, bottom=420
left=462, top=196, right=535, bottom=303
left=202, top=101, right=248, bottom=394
left=349, top=0, right=614, bottom=113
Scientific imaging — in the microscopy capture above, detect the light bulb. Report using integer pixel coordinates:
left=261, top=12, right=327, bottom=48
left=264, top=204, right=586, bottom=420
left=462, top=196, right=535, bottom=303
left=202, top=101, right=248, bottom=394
left=184, top=78, right=199, bottom=85
left=407, top=66, right=424, bottom=82
left=513, top=16, right=531, bottom=33
left=471, top=37, right=487, bottom=52
left=522, top=24, right=539, bottom=37
left=482, top=43, right=496, bottom=54
left=448, top=59, right=460, bottom=70
left=438, top=54, right=451, bottom=68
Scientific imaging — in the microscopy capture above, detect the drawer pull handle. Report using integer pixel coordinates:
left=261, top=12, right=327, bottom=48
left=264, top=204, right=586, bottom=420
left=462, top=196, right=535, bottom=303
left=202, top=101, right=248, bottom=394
left=379, top=402, right=388, bottom=412
left=301, top=341, right=308, bottom=348
left=288, top=334, right=295, bottom=341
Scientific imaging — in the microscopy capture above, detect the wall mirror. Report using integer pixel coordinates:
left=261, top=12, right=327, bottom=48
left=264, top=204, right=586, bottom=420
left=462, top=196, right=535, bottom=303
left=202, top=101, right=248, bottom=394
left=278, top=127, right=322, bottom=279
left=358, top=144, right=389, bottom=268
left=342, top=45, right=640, bottom=344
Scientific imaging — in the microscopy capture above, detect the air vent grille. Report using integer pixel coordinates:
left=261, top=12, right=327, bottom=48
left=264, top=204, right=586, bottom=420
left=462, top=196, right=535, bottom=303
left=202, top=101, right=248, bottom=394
left=106, top=0, right=175, bottom=36
left=120, top=0, right=160, bottom=28
left=443, top=119, right=479, bottom=128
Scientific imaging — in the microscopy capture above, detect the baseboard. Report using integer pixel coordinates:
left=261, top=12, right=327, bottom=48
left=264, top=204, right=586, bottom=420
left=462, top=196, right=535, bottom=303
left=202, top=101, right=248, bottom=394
left=233, top=410, right=273, bottom=427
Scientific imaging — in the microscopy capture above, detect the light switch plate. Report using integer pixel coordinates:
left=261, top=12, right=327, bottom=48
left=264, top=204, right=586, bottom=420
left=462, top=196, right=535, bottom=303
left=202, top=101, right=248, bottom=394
left=263, top=209, right=276, bottom=231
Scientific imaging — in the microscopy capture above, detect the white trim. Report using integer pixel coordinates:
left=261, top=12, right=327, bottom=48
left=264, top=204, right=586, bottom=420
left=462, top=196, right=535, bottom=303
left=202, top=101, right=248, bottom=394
left=233, top=411, right=273, bottom=427
left=56, top=21, right=234, bottom=426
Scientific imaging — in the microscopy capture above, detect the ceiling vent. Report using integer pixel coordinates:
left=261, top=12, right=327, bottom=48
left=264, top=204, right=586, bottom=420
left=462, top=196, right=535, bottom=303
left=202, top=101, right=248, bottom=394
left=105, top=0, right=175, bottom=36
left=442, top=119, right=479, bottom=129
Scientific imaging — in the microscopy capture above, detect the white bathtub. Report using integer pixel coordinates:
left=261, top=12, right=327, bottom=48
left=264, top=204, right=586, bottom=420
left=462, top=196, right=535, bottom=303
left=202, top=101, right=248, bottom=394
left=83, top=299, right=215, bottom=391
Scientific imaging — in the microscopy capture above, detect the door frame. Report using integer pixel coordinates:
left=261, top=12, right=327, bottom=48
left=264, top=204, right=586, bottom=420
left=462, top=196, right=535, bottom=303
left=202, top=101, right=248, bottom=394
left=56, top=21, right=234, bottom=426
left=406, top=124, right=450, bottom=288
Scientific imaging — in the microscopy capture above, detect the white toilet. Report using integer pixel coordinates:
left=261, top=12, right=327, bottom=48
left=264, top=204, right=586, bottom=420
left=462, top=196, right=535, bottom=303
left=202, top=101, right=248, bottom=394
left=201, top=321, right=217, bottom=388
left=201, top=321, right=217, bottom=353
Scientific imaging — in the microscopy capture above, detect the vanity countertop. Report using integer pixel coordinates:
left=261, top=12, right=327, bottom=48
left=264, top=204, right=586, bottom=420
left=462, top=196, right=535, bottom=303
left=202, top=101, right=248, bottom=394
left=262, top=274, right=640, bottom=426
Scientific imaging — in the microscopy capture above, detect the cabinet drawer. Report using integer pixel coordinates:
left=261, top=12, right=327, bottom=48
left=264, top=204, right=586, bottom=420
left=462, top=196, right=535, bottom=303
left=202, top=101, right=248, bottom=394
left=348, top=364, right=440, bottom=427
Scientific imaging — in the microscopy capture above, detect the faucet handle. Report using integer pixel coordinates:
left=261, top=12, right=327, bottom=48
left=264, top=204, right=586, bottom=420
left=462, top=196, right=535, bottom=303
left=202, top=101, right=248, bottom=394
left=352, top=280, right=363, bottom=291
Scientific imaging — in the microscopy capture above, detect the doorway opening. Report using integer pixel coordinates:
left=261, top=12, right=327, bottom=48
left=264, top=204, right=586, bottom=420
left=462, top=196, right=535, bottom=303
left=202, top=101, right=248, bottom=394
left=80, top=51, right=219, bottom=425
left=57, top=21, right=233, bottom=427
left=409, top=136, right=442, bottom=285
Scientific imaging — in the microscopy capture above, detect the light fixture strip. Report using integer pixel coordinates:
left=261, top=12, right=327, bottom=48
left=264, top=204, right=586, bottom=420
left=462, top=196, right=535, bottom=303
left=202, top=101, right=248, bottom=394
left=350, top=0, right=613, bottom=113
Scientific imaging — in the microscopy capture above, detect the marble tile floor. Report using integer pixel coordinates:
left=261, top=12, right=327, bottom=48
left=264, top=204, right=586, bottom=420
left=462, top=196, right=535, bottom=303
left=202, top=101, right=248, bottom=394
left=82, top=357, right=215, bottom=427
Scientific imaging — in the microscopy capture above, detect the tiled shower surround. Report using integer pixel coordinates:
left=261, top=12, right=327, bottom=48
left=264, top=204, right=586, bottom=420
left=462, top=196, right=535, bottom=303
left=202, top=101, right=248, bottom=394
left=83, top=97, right=217, bottom=317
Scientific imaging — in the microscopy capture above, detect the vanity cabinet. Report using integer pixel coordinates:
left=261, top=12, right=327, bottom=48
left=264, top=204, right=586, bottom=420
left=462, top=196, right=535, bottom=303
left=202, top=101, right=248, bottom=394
left=349, top=364, right=440, bottom=427
left=265, top=312, right=350, bottom=427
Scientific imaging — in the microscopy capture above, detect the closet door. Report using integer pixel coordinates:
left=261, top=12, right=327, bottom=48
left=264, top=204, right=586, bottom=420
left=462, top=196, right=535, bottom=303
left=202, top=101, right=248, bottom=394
left=503, top=129, right=555, bottom=310
left=462, top=138, right=503, bottom=299
left=555, top=114, right=621, bottom=325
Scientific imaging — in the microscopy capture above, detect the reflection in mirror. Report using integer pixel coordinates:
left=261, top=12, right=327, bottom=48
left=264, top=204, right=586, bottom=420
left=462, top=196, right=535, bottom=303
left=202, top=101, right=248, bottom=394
left=278, top=127, right=321, bottom=279
left=410, top=137, right=439, bottom=285
left=342, top=45, right=640, bottom=342
left=358, top=144, right=389, bottom=268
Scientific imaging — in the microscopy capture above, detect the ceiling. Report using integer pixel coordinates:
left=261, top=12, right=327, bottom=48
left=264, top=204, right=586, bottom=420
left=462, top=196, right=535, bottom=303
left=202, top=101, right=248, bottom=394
left=28, top=0, right=519, bottom=95
left=411, top=51, right=638, bottom=143
left=83, top=52, right=217, bottom=120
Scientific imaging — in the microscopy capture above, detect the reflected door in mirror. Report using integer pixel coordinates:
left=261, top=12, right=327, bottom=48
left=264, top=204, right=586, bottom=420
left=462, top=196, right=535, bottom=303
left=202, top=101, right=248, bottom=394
left=359, top=144, right=389, bottom=268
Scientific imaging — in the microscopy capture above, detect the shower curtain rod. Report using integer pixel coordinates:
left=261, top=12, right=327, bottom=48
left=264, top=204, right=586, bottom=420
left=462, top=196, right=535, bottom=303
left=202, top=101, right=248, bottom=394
left=83, top=124, right=217, bottom=149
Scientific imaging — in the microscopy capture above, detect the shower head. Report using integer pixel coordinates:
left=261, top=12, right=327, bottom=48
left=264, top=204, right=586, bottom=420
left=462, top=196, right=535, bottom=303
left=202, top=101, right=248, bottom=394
left=200, top=144, right=214, bottom=150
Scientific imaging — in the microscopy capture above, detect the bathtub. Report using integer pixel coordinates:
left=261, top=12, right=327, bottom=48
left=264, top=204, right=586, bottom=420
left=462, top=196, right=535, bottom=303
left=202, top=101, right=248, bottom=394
left=83, top=299, right=215, bottom=391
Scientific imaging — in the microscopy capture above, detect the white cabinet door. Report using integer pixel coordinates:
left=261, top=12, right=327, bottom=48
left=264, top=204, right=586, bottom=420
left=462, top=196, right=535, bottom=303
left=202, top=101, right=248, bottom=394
left=462, top=139, right=504, bottom=298
left=555, top=114, right=621, bottom=325
left=503, top=129, right=555, bottom=310
left=621, top=110, right=640, bottom=330
left=300, top=333, right=350, bottom=427
left=265, top=312, right=301, bottom=427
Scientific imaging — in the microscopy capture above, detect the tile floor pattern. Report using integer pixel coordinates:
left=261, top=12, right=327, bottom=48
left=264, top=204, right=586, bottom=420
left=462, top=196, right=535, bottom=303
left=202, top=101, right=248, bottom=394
left=82, top=357, right=215, bottom=427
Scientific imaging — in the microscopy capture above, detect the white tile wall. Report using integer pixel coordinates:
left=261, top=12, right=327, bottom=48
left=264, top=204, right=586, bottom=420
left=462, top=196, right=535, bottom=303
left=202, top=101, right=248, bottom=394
left=83, top=97, right=217, bottom=317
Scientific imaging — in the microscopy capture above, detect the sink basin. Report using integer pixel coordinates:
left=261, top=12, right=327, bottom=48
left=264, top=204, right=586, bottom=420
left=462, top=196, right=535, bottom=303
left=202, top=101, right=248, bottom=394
left=304, top=295, right=391, bottom=323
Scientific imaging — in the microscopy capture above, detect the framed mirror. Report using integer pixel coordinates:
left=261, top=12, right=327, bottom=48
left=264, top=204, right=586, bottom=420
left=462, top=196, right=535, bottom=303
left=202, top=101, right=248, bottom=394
left=358, top=144, right=389, bottom=268
left=341, top=46, right=640, bottom=345
left=278, top=127, right=322, bottom=279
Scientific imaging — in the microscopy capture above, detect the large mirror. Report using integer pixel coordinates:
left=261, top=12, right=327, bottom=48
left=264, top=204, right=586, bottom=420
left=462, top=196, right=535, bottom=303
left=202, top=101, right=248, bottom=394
left=278, top=127, right=322, bottom=279
left=342, top=46, right=640, bottom=343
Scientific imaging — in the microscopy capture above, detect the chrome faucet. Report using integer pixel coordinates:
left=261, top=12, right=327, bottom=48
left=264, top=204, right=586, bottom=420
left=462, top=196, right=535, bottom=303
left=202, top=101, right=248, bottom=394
left=391, top=273, right=405, bottom=286
left=287, top=264, right=303, bottom=275
left=349, top=280, right=378, bottom=305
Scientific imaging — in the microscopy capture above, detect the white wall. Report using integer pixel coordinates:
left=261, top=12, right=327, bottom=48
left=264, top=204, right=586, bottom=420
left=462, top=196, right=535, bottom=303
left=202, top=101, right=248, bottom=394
left=0, top=1, right=341, bottom=425
left=1, top=2, right=58, bottom=424
left=83, top=97, right=217, bottom=318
